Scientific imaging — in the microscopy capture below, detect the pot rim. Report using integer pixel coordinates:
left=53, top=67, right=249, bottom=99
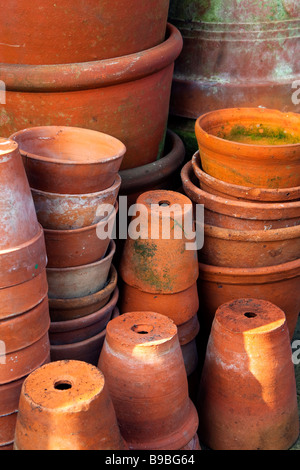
left=192, top=151, right=300, bottom=201
left=1, top=24, right=183, bottom=92
left=203, top=222, right=300, bottom=241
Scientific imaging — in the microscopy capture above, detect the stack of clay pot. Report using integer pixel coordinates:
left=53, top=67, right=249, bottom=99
left=0, top=138, right=50, bottom=451
left=181, top=107, right=300, bottom=351
left=98, top=311, right=200, bottom=450
left=119, top=190, right=200, bottom=378
left=10, top=126, right=126, bottom=366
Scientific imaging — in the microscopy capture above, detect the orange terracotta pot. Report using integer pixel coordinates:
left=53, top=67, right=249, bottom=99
left=0, top=269, right=48, bottom=320
left=0, top=333, right=50, bottom=385
left=192, top=151, right=300, bottom=203
left=44, top=203, right=117, bottom=268
left=197, top=298, right=299, bottom=450
left=31, top=175, right=121, bottom=230
left=14, top=360, right=127, bottom=450
left=49, top=265, right=118, bottom=322
left=119, top=190, right=199, bottom=294
left=195, top=107, right=300, bottom=189
left=49, top=288, right=119, bottom=345
left=50, top=307, right=119, bottom=366
left=98, top=311, right=199, bottom=450
left=181, top=161, right=300, bottom=230
left=119, top=281, right=199, bottom=326
left=2, top=24, right=183, bottom=171
left=199, top=223, right=300, bottom=268
left=0, top=378, right=24, bottom=416
left=0, top=412, right=17, bottom=446
left=197, top=258, right=300, bottom=343
left=10, top=126, right=125, bottom=195
left=47, top=240, right=115, bottom=299
left=0, top=297, right=50, bottom=354
left=0, top=0, right=170, bottom=65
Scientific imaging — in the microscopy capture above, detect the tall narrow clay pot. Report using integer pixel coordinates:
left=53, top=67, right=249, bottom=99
left=14, top=360, right=127, bottom=450
left=197, top=298, right=299, bottom=450
left=98, top=311, right=199, bottom=450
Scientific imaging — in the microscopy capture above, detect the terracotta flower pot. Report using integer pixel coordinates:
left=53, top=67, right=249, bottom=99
left=49, top=288, right=119, bottom=345
left=0, top=333, right=50, bottom=385
left=0, top=0, right=170, bottom=65
left=197, top=298, right=299, bottom=450
left=47, top=240, right=116, bottom=299
left=192, top=151, right=300, bottom=202
left=119, top=190, right=199, bottom=294
left=181, top=339, right=199, bottom=378
left=0, top=412, right=17, bottom=446
left=31, top=175, right=121, bottom=230
left=49, top=265, right=118, bottom=322
left=44, top=202, right=117, bottom=268
left=197, top=258, right=300, bottom=341
left=10, top=126, right=126, bottom=195
left=178, top=315, right=200, bottom=377
left=0, top=270, right=48, bottom=320
left=98, top=311, right=199, bottom=450
left=0, top=297, right=50, bottom=354
left=199, top=223, right=300, bottom=268
left=195, top=107, right=300, bottom=189
left=1, top=24, right=183, bottom=171
left=120, top=281, right=199, bottom=326
left=0, top=377, right=24, bottom=417
left=50, top=307, right=120, bottom=366
left=181, top=161, right=300, bottom=230
left=14, top=360, right=127, bottom=450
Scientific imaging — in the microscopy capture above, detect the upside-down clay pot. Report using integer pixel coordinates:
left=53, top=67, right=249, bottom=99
left=197, top=258, right=300, bottom=342
left=44, top=203, right=117, bottom=268
left=181, top=161, right=300, bottom=230
left=1, top=24, right=183, bottom=171
left=10, top=126, right=126, bottom=195
left=0, top=138, right=47, bottom=288
left=49, top=265, right=118, bottom=322
left=47, top=241, right=116, bottom=299
left=192, top=151, right=300, bottom=203
left=98, top=311, right=199, bottom=450
left=0, top=412, right=18, bottom=447
left=0, top=0, right=170, bottom=65
left=119, top=190, right=199, bottom=294
left=195, top=107, right=300, bottom=189
left=14, top=360, right=127, bottom=450
left=197, top=298, right=299, bottom=450
left=31, top=175, right=121, bottom=230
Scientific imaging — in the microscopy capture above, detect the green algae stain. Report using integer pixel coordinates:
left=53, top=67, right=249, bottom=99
left=218, top=124, right=300, bottom=146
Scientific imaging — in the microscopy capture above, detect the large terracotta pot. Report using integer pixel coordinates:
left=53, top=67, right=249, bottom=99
left=195, top=107, right=300, bottom=189
left=0, top=0, right=170, bottom=65
left=169, top=0, right=300, bottom=119
left=1, top=24, right=183, bottom=170
left=197, top=298, right=299, bottom=450
left=14, top=360, right=127, bottom=450
left=98, top=311, right=199, bottom=450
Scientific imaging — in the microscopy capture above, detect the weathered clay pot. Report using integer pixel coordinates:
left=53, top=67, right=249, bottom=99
left=49, top=288, right=119, bottom=345
left=1, top=24, right=183, bottom=170
left=199, top=223, right=300, bottom=268
left=98, top=311, right=199, bottom=450
left=31, top=175, right=121, bottom=230
left=0, top=412, right=17, bottom=446
left=178, top=315, right=200, bottom=376
left=49, top=265, right=118, bottom=322
left=0, top=1, right=170, bottom=65
left=197, top=258, right=300, bottom=341
left=0, top=297, right=50, bottom=353
left=47, top=241, right=115, bottom=299
left=0, top=270, right=48, bottom=320
left=0, top=138, right=47, bottom=288
left=197, top=298, right=299, bottom=450
left=0, top=378, right=24, bottom=416
left=181, top=161, right=300, bottom=230
left=0, top=333, right=50, bottom=385
left=181, top=340, right=199, bottom=378
left=10, top=126, right=126, bottom=194
left=192, top=151, right=300, bottom=202
left=120, top=281, right=199, bottom=326
left=50, top=308, right=120, bottom=366
left=119, top=190, right=199, bottom=294
left=14, top=360, right=127, bottom=450
left=44, top=202, right=117, bottom=268
left=195, top=107, right=300, bottom=189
